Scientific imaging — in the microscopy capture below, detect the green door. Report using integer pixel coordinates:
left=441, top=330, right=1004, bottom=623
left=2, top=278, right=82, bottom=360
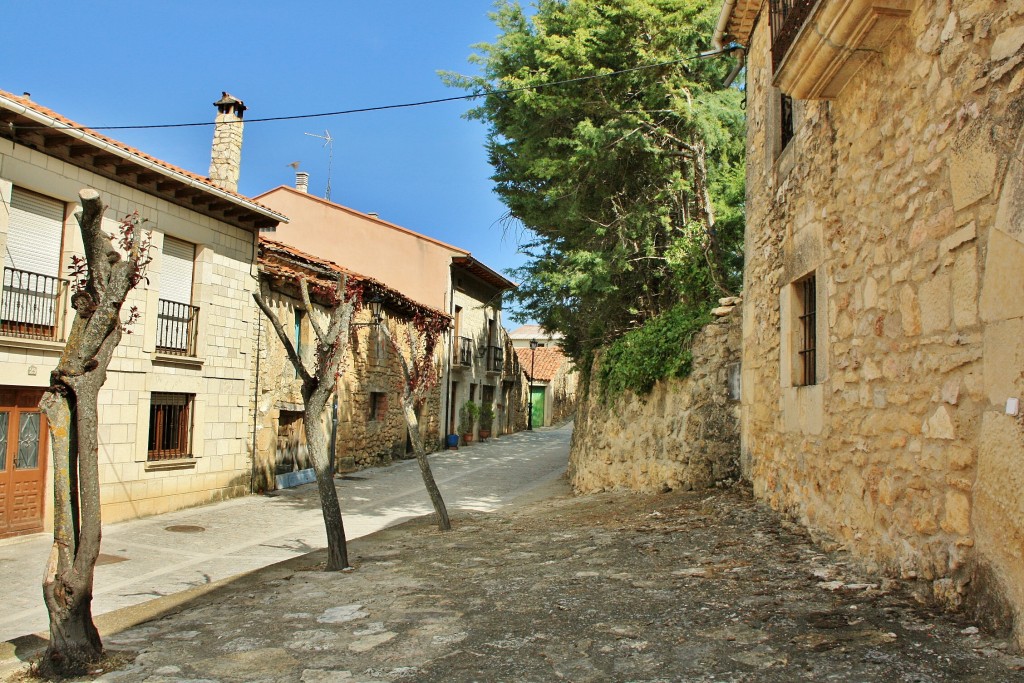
left=530, top=387, right=545, bottom=428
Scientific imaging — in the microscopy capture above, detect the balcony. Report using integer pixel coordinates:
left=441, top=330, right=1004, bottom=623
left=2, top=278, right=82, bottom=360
left=156, top=299, right=199, bottom=356
left=769, top=0, right=912, bottom=99
left=0, top=268, right=69, bottom=341
left=487, top=346, right=504, bottom=374
left=453, top=336, right=472, bottom=367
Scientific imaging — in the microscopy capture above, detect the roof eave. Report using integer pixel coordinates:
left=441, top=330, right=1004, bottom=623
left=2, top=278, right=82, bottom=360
left=0, top=93, right=287, bottom=232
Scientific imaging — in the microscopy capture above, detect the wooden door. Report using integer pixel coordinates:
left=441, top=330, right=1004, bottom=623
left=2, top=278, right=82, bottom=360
left=0, top=388, right=48, bottom=538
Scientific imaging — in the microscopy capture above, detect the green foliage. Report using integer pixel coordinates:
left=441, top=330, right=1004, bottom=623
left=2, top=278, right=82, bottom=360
left=478, top=402, right=495, bottom=430
left=459, top=400, right=479, bottom=435
left=598, top=301, right=711, bottom=399
left=443, top=0, right=746, bottom=372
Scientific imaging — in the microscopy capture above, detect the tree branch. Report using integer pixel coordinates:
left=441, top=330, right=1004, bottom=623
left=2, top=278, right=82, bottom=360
left=253, top=287, right=313, bottom=384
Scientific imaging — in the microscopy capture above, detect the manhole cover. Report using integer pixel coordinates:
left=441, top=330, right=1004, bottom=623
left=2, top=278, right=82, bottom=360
left=165, top=525, right=206, bottom=533
left=96, top=553, right=128, bottom=566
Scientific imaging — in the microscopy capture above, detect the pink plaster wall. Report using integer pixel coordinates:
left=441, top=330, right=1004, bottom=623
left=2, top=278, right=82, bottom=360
left=257, top=186, right=465, bottom=311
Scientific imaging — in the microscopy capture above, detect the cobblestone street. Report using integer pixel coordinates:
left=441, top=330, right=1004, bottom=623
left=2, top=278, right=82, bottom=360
left=11, top=480, right=1022, bottom=682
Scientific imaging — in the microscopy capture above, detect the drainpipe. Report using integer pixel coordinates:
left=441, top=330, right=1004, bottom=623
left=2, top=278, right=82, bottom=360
left=712, top=0, right=737, bottom=50
left=250, top=299, right=262, bottom=494
left=444, top=263, right=455, bottom=441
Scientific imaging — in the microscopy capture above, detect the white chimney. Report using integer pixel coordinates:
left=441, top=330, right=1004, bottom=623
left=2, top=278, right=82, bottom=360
left=295, top=171, right=309, bottom=193
left=208, top=92, right=246, bottom=193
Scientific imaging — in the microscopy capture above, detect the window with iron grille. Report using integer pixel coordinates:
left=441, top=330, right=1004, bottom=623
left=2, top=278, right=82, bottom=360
left=797, top=273, right=817, bottom=386
left=148, top=393, right=193, bottom=460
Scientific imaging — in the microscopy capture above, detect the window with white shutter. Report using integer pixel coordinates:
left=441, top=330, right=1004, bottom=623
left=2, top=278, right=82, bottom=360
left=1, top=188, right=66, bottom=339
left=5, top=188, right=63, bottom=276
left=156, top=236, right=198, bottom=355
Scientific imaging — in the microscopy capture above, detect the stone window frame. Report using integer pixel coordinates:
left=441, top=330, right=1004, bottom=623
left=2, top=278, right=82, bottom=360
left=368, top=392, right=388, bottom=422
left=795, top=272, right=817, bottom=386
left=769, top=87, right=799, bottom=182
left=780, top=267, right=828, bottom=390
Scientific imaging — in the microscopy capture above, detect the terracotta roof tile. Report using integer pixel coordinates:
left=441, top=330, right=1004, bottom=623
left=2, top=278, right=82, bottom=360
left=259, top=238, right=449, bottom=322
left=0, top=89, right=284, bottom=220
left=514, top=346, right=570, bottom=382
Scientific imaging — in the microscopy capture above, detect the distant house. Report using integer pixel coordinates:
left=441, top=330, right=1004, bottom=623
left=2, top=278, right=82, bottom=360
left=717, top=0, right=1024, bottom=643
left=0, top=89, right=285, bottom=538
left=251, top=239, right=450, bottom=490
left=256, top=176, right=524, bottom=447
left=509, top=325, right=577, bottom=428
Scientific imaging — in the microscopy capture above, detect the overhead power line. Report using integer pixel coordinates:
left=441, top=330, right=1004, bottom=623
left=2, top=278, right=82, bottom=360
left=18, top=45, right=743, bottom=132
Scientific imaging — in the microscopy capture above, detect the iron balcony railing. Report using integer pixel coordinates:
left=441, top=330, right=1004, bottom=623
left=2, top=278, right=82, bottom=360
left=156, top=299, right=199, bottom=356
left=454, top=336, right=473, bottom=366
left=770, top=0, right=817, bottom=72
left=0, top=267, right=69, bottom=341
left=488, top=346, right=504, bottom=373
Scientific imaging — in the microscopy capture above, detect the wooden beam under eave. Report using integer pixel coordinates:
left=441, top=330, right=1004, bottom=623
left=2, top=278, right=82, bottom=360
left=135, top=172, right=160, bottom=186
left=91, top=154, right=119, bottom=169
left=174, top=187, right=199, bottom=200
left=190, top=194, right=215, bottom=208
left=156, top=181, right=177, bottom=193
left=68, top=144, right=94, bottom=158
left=114, top=164, right=137, bottom=179
left=43, top=135, right=68, bottom=149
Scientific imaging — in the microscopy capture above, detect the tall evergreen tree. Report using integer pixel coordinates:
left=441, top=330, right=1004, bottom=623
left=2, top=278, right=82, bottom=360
left=445, top=0, right=745, bottom=366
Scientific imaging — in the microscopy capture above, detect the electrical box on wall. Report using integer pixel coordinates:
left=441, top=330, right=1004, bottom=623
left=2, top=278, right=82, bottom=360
left=1007, top=397, right=1020, bottom=416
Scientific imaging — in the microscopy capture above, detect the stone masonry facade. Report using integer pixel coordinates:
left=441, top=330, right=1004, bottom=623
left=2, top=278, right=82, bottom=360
left=0, top=139, right=261, bottom=527
left=569, top=307, right=742, bottom=493
left=732, top=0, right=1024, bottom=642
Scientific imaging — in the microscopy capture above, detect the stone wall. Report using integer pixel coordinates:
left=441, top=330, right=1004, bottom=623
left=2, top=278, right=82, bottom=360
left=250, top=293, right=443, bottom=491
left=0, top=139, right=260, bottom=528
left=738, top=0, right=1024, bottom=642
left=569, top=308, right=742, bottom=493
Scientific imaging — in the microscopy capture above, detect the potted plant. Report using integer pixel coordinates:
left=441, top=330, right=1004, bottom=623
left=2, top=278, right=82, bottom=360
left=478, top=403, right=495, bottom=441
left=459, top=400, right=479, bottom=445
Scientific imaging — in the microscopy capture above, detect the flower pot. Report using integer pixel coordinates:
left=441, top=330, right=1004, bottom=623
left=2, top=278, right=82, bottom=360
left=478, top=429, right=491, bottom=441
left=446, top=433, right=459, bottom=450
left=461, top=434, right=473, bottom=446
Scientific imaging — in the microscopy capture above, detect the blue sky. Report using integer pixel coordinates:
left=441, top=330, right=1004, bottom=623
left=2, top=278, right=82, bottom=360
left=2, top=1, right=531, bottom=289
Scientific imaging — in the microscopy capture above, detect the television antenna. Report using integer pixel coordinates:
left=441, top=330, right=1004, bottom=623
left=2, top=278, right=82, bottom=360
left=304, top=129, right=334, bottom=200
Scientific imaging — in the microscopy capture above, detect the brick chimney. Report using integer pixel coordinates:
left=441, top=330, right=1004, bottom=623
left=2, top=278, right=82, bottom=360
left=208, top=92, right=246, bottom=193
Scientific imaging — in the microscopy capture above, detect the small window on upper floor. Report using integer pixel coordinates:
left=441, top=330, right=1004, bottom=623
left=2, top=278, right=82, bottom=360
left=368, top=392, right=388, bottom=421
left=157, top=236, right=198, bottom=356
left=1, top=187, right=67, bottom=342
left=780, top=93, right=795, bottom=152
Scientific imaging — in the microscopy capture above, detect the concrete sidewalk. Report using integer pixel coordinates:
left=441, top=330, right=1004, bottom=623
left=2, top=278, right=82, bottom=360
left=0, top=424, right=571, bottom=647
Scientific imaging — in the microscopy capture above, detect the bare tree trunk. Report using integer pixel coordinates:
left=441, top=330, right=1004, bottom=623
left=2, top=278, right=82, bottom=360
left=401, top=395, right=451, bottom=531
left=380, top=323, right=451, bottom=531
left=692, top=141, right=731, bottom=297
left=39, top=190, right=149, bottom=675
left=302, top=380, right=350, bottom=570
left=253, top=274, right=353, bottom=571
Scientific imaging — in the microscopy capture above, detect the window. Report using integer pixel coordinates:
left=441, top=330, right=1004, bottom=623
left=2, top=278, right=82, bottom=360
left=2, top=187, right=68, bottom=340
left=796, top=273, right=817, bottom=386
left=157, top=237, right=198, bottom=355
left=369, top=392, right=388, bottom=421
left=780, top=93, right=794, bottom=152
left=148, top=393, right=193, bottom=460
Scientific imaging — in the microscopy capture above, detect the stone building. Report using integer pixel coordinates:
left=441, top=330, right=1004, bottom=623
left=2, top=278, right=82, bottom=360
left=250, top=239, right=450, bottom=490
left=0, top=89, right=285, bottom=537
left=508, top=324, right=578, bottom=429
left=256, top=178, right=523, bottom=446
left=716, top=0, right=1024, bottom=642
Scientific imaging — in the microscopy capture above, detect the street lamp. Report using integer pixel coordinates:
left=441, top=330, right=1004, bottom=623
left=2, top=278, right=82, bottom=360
left=527, top=338, right=538, bottom=430
left=353, top=293, right=385, bottom=327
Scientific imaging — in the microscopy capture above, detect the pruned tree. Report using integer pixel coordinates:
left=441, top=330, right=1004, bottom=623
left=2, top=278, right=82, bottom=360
left=39, top=189, right=151, bottom=675
left=378, top=313, right=451, bottom=531
left=253, top=273, right=354, bottom=570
